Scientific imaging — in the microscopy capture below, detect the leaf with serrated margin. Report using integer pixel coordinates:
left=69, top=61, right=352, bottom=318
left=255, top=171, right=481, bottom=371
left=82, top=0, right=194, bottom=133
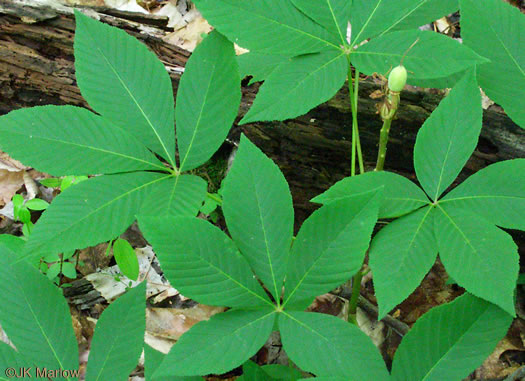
left=279, top=312, right=389, bottom=380
left=176, top=31, right=241, bottom=171
left=192, top=0, right=340, bottom=55
left=434, top=205, right=518, bottom=315
left=370, top=206, right=437, bottom=319
left=140, top=174, right=207, bottom=218
left=237, top=53, right=290, bottom=85
left=350, top=0, right=458, bottom=46
left=0, top=248, right=78, bottom=374
left=23, top=171, right=170, bottom=260
left=0, top=106, right=166, bottom=176
left=86, top=283, right=145, bottom=381
left=222, top=135, right=294, bottom=302
left=240, top=50, right=347, bottom=124
left=352, top=30, right=487, bottom=88
left=153, top=309, right=276, bottom=377
left=312, top=171, right=429, bottom=218
left=442, top=159, right=525, bottom=230
left=291, top=0, right=351, bottom=45
left=284, top=190, right=381, bottom=308
left=414, top=70, right=482, bottom=201
left=391, top=293, right=513, bottom=381
left=138, top=216, right=272, bottom=308
left=74, top=11, right=175, bottom=165
left=461, top=0, right=525, bottom=128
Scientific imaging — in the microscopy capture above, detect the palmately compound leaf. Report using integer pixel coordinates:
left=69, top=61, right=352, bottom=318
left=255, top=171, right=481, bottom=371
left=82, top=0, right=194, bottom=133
left=279, top=312, right=389, bottom=380
left=153, top=309, right=276, bottom=377
left=23, top=171, right=170, bottom=260
left=0, top=105, right=166, bottom=176
left=414, top=70, right=482, bottom=201
left=391, top=293, right=513, bottom=381
left=284, top=190, right=381, bottom=308
left=222, top=135, right=294, bottom=302
left=176, top=31, right=241, bottom=171
left=312, top=171, right=429, bottom=218
left=139, top=174, right=207, bottom=218
left=192, top=0, right=340, bottom=55
left=0, top=247, right=78, bottom=374
left=441, top=159, right=525, bottom=230
left=460, top=0, right=525, bottom=128
left=350, top=0, right=458, bottom=46
left=291, top=0, right=351, bottom=45
left=85, top=282, right=146, bottom=381
left=434, top=205, right=518, bottom=316
left=240, top=50, right=347, bottom=124
left=352, top=30, right=487, bottom=88
left=138, top=216, right=272, bottom=308
left=370, top=206, right=437, bottom=319
left=74, top=11, right=176, bottom=165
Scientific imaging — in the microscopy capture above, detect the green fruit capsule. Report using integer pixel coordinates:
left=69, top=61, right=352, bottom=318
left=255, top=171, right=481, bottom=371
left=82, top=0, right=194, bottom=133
left=388, top=65, right=407, bottom=92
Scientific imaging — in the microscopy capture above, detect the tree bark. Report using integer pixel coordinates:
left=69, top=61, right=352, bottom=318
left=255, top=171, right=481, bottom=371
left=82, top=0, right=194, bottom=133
left=0, top=0, right=524, bottom=226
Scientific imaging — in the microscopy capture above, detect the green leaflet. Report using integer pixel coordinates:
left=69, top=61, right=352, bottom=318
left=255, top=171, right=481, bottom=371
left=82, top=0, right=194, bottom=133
left=461, top=0, right=525, bottom=128
left=112, top=238, right=139, bottom=281
left=85, top=283, right=146, bottom=381
left=139, top=175, right=207, bottom=218
left=350, top=0, right=458, bottom=46
left=434, top=205, right=518, bottom=315
left=238, top=361, right=303, bottom=381
left=0, top=247, right=78, bottom=376
left=0, top=342, right=34, bottom=379
left=237, top=53, right=290, bottom=84
left=153, top=309, right=276, bottom=377
left=145, top=345, right=203, bottom=381
left=74, top=11, right=175, bottom=165
left=23, top=172, right=170, bottom=260
left=414, top=70, right=482, bottom=200
left=176, top=31, right=241, bottom=171
left=240, top=50, right=347, bottom=124
left=312, top=171, right=429, bottom=218
left=291, top=0, right=351, bottom=45
left=391, top=293, right=513, bottom=381
left=192, top=0, right=341, bottom=55
left=352, top=30, right=487, bottom=88
left=0, top=106, right=165, bottom=176
left=279, top=312, right=389, bottom=380
left=370, top=206, right=437, bottom=319
left=441, top=159, right=525, bottom=230
left=222, top=135, right=294, bottom=302
left=138, top=216, right=272, bottom=308
left=284, top=190, right=381, bottom=307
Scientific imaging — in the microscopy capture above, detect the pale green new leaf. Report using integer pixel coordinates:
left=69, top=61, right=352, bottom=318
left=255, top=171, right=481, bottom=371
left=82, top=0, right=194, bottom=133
left=138, top=216, right=272, bottom=308
left=240, top=50, right=347, bottom=124
left=176, top=31, right=241, bottom=171
left=23, top=172, right=170, bottom=260
left=139, top=175, right=207, bottom=218
left=279, top=312, right=389, bottom=380
left=0, top=342, right=34, bottom=380
left=0, top=248, right=78, bottom=375
left=0, top=106, right=165, bottom=176
left=284, top=190, right=381, bottom=307
left=370, top=206, right=437, bottom=319
left=312, top=171, right=429, bottom=218
left=442, top=159, right=525, bottom=230
left=192, top=0, right=340, bottom=55
left=222, top=135, right=294, bottom=302
left=414, top=70, right=482, bottom=200
left=391, top=293, right=513, bottom=381
left=74, top=11, right=175, bottom=164
left=291, top=0, right=351, bottom=45
left=461, top=0, right=525, bottom=128
left=86, top=283, right=146, bottom=381
left=434, top=205, right=518, bottom=315
left=237, top=53, right=290, bottom=84
left=352, top=30, right=487, bottom=88
left=112, top=238, right=139, bottom=281
left=350, top=0, right=458, bottom=46
left=154, top=309, right=276, bottom=377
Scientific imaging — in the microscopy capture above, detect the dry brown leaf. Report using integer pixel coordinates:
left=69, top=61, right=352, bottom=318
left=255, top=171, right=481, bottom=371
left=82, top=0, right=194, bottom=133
left=162, top=6, right=211, bottom=52
left=0, top=170, right=25, bottom=207
left=473, top=336, right=523, bottom=379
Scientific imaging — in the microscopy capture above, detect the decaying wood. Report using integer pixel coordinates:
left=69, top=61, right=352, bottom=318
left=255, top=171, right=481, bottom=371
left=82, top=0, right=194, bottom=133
left=0, top=0, right=524, bottom=226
